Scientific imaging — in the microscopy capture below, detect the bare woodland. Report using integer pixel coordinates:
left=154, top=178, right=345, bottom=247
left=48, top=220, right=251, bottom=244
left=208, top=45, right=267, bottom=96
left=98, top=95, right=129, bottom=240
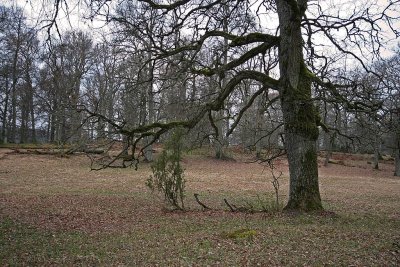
left=0, top=0, right=399, bottom=212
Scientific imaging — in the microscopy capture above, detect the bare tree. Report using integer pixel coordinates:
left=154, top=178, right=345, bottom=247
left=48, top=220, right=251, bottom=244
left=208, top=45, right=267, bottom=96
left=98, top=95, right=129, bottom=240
left=378, top=52, right=400, bottom=176
left=0, top=5, right=40, bottom=144
left=40, top=30, right=92, bottom=144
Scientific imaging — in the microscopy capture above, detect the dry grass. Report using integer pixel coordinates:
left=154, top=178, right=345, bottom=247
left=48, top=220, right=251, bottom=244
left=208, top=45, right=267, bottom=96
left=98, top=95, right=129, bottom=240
left=0, top=148, right=399, bottom=266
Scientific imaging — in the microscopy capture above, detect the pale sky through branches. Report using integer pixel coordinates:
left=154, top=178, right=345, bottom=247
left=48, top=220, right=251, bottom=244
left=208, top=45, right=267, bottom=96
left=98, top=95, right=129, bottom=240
left=9, top=0, right=400, bottom=64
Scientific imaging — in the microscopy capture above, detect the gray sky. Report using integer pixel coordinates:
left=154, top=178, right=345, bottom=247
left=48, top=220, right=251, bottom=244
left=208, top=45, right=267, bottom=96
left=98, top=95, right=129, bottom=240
left=10, top=0, right=399, bottom=61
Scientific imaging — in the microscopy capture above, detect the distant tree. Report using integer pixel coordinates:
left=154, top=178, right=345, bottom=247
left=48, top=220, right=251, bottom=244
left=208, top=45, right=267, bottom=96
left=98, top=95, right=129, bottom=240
left=0, top=5, right=38, bottom=144
left=344, top=53, right=400, bottom=175
left=352, top=72, right=385, bottom=169
left=40, top=30, right=92, bottom=144
left=83, top=41, right=124, bottom=140
left=378, top=52, right=400, bottom=176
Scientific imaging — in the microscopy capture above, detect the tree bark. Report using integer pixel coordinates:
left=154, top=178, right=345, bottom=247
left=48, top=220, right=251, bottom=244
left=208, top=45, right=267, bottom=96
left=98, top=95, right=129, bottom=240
left=144, top=51, right=155, bottom=162
left=29, top=81, right=36, bottom=143
left=277, top=0, right=323, bottom=211
left=1, top=74, right=10, bottom=144
left=323, top=131, right=333, bottom=167
left=10, top=18, right=22, bottom=143
left=373, top=139, right=380, bottom=170
left=215, top=6, right=229, bottom=159
left=395, top=140, right=400, bottom=177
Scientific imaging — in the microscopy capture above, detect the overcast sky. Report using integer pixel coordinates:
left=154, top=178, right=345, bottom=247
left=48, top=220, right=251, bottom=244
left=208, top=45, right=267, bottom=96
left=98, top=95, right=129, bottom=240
left=9, top=0, right=399, bottom=60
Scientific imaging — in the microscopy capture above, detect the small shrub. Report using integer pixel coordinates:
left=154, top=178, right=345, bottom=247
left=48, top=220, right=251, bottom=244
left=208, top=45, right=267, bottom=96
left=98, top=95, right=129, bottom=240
left=146, top=128, right=186, bottom=210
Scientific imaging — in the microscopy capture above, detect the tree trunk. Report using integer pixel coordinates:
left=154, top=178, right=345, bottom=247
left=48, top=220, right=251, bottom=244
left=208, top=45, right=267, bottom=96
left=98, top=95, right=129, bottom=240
left=215, top=8, right=229, bottom=159
left=29, top=85, right=36, bottom=143
left=70, top=82, right=82, bottom=144
left=21, top=59, right=34, bottom=144
left=323, top=131, right=333, bottom=167
left=9, top=17, right=23, bottom=144
left=2, top=74, right=10, bottom=144
left=144, top=52, right=154, bottom=162
left=50, top=111, right=56, bottom=142
left=395, top=140, right=400, bottom=177
left=284, top=131, right=322, bottom=210
left=277, top=0, right=323, bottom=211
left=20, top=97, right=27, bottom=143
left=373, top=141, right=380, bottom=170
left=255, top=64, right=267, bottom=159
left=215, top=110, right=226, bottom=159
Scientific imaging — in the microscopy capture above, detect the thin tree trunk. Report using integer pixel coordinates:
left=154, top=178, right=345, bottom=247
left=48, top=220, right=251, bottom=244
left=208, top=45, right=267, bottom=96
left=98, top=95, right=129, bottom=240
left=10, top=18, right=22, bottom=143
left=144, top=51, right=154, bottom=162
left=20, top=97, right=27, bottom=143
left=2, top=75, right=10, bottom=144
left=70, top=83, right=82, bottom=144
left=61, top=109, right=67, bottom=143
left=21, top=60, right=33, bottom=143
left=395, top=140, right=400, bottom=177
left=47, top=114, right=51, bottom=142
left=29, top=88, right=36, bottom=143
left=107, top=96, right=115, bottom=139
left=324, top=132, right=334, bottom=167
left=50, top=111, right=56, bottom=142
left=255, top=63, right=266, bottom=158
left=373, top=138, right=380, bottom=170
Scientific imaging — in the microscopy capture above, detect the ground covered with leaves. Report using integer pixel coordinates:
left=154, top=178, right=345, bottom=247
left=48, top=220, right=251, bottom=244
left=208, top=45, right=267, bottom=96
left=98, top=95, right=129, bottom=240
left=0, top=148, right=399, bottom=266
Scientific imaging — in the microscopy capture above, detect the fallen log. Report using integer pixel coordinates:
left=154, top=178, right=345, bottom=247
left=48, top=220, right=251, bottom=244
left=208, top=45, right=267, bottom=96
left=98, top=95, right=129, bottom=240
left=10, top=148, right=104, bottom=156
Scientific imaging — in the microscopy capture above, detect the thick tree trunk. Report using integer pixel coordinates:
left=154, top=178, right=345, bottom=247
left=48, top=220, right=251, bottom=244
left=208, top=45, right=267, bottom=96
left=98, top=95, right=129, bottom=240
left=215, top=110, right=226, bottom=159
left=281, top=88, right=322, bottom=211
left=284, top=131, right=322, bottom=210
left=214, top=7, right=229, bottom=159
left=277, top=0, right=323, bottom=211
